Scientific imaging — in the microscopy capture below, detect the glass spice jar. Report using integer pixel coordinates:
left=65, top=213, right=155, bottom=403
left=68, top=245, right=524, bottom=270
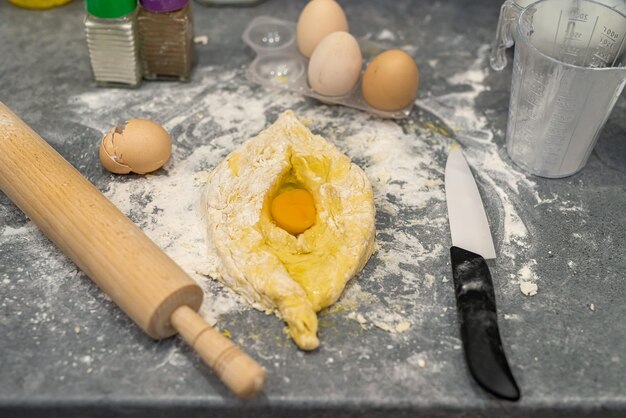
left=84, top=0, right=142, bottom=88
left=137, top=0, right=195, bottom=81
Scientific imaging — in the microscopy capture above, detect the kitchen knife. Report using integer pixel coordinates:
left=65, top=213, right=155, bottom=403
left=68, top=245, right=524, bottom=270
left=444, top=146, right=520, bottom=401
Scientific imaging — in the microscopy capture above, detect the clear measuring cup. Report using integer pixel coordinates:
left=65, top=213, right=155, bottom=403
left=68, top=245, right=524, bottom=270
left=490, top=0, right=535, bottom=70
left=490, top=0, right=626, bottom=70
left=506, top=0, right=626, bottom=177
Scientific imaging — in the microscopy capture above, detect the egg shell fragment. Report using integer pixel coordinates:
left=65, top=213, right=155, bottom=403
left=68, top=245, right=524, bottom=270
left=362, top=49, right=420, bottom=111
left=99, top=119, right=172, bottom=175
left=308, top=31, right=362, bottom=97
left=100, top=128, right=132, bottom=174
left=296, top=0, right=349, bottom=58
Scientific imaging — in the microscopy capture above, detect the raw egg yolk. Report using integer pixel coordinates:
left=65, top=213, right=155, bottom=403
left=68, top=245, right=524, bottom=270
left=270, top=188, right=316, bottom=235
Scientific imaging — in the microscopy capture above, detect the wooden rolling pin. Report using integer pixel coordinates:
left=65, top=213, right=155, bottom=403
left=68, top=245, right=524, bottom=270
left=0, top=102, right=265, bottom=398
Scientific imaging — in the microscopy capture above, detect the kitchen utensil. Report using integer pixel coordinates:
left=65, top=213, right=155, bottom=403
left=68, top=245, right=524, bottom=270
left=0, top=102, right=265, bottom=398
left=445, top=147, right=520, bottom=401
left=506, top=0, right=626, bottom=177
left=490, top=0, right=626, bottom=71
left=241, top=15, right=413, bottom=119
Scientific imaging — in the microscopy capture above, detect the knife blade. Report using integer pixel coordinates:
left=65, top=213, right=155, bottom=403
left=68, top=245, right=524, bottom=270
left=444, top=147, right=520, bottom=401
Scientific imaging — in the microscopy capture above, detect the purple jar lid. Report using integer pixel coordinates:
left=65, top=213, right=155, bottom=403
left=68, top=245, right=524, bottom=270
left=140, top=0, right=189, bottom=12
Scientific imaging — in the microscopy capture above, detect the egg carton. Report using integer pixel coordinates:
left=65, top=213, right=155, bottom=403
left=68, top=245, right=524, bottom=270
left=242, top=15, right=412, bottom=119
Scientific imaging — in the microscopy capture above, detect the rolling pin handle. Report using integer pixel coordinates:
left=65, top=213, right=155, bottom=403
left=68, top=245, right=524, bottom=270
left=170, top=305, right=266, bottom=398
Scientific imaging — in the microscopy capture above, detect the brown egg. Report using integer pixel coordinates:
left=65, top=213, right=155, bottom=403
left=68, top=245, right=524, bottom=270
left=296, top=0, right=349, bottom=58
left=99, top=119, right=171, bottom=175
left=362, top=50, right=420, bottom=111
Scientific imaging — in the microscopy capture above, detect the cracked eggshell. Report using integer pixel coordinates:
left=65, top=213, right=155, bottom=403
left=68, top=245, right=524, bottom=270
left=99, top=128, right=131, bottom=174
left=99, top=119, right=172, bottom=175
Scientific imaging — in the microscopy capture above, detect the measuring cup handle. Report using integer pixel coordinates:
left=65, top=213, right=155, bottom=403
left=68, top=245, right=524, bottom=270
left=490, top=0, right=518, bottom=71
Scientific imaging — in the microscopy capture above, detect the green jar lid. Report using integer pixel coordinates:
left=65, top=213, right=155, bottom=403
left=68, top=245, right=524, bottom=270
left=85, top=0, right=137, bottom=19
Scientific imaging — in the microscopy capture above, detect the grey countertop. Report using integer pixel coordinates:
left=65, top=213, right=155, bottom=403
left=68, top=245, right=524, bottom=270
left=1, top=0, right=625, bottom=417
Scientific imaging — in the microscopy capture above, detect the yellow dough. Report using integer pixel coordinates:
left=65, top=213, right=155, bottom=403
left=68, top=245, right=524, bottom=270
left=202, top=111, right=376, bottom=350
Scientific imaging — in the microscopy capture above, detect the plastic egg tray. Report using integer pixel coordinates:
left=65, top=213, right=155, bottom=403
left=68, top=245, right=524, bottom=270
left=242, top=15, right=413, bottom=119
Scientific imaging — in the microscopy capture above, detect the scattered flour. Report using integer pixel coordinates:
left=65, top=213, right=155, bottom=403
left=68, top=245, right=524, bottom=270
left=1, top=43, right=577, bottom=346
left=418, top=45, right=534, bottom=252
left=376, top=29, right=397, bottom=41
left=58, top=64, right=453, bottom=330
left=520, top=281, right=538, bottom=297
left=416, top=44, right=557, bottom=297
left=518, top=264, right=535, bottom=280
left=371, top=319, right=411, bottom=334
left=193, top=35, right=209, bottom=45
left=395, top=321, right=411, bottom=333
left=424, top=274, right=435, bottom=288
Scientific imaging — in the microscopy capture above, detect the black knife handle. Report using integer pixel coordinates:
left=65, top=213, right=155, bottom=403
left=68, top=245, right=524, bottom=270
left=450, top=246, right=521, bottom=401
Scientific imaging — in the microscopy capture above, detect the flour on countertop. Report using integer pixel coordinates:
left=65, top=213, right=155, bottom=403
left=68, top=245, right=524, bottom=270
left=419, top=45, right=533, bottom=248
left=193, top=35, right=209, bottom=45
left=2, top=45, right=574, bottom=343
left=417, top=44, right=552, bottom=295
left=376, top=29, right=397, bottom=41
left=520, top=281, right=538, bottom=297
left=517, top=261, right=539, bottom=296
